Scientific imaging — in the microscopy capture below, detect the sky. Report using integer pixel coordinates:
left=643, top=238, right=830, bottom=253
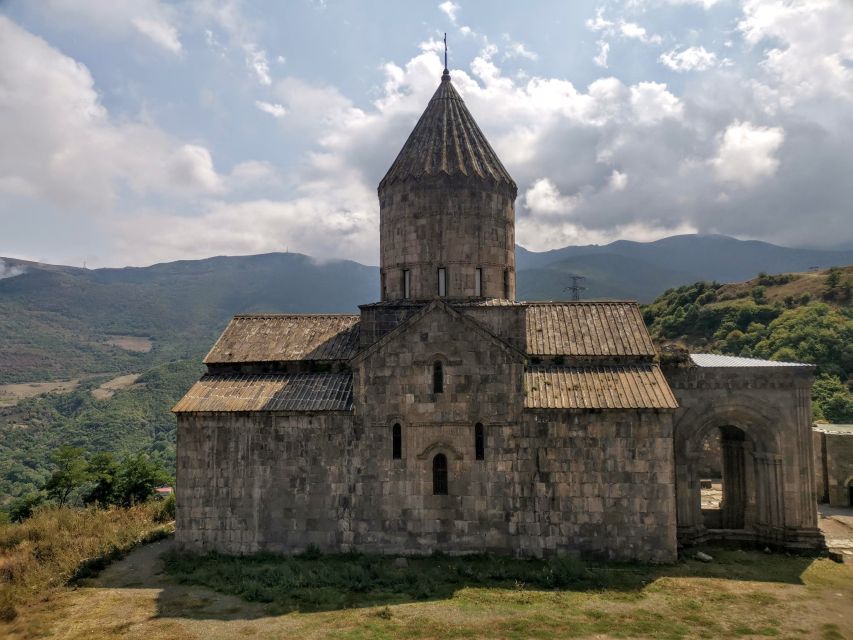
left=0, top=0, right=851, bottom=269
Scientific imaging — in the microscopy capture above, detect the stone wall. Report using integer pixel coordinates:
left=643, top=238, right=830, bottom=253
left=177, top=408, right=676, bottom=562
left=814, top=430, right=853, bottom=507
left=175, top=411, right=354, bottom=554
left=665, top=363, right=822, bottom=549
left=379, top=176, right=516, bottom=301
left=348, top=411, right=676, bottom=562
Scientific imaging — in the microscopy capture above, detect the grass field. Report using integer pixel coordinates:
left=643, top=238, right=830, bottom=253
left=3, top=537, right=851, bottom=640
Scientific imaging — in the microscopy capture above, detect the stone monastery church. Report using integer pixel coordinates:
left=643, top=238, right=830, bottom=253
left=174, top=66, right=822, bottom=562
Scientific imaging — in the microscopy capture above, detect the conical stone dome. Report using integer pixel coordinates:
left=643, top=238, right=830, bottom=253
left=378, top=71, right=517, bottom=302
left=379, top=70, right=516, bottom=191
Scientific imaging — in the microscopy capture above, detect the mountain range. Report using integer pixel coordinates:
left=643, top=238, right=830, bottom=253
left=1, top=233, right=851, bottom=384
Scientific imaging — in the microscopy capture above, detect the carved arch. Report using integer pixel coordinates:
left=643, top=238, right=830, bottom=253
left=416, top=441, right=464, bottom=461
left=675, top=401, right=783, bottom=456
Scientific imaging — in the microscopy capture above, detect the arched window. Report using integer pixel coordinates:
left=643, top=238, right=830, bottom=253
left=433, top=361, right=443, bottom=394
left=475, top=423, right=485, bottom=460
left=402, top=269, right=411, bottom=299
left=392, top=423, right=402, bottom=460
left=433, top=453, right=448, bottom=495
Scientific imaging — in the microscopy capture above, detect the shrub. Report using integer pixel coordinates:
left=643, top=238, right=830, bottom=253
left=8, top=493, right=45, bottom=523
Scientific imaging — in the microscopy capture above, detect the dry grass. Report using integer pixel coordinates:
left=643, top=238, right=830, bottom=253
left=90, top=374, right=141, bottom=400
left=0, top=504, right=172, bottom=622
left=104, top=336, right=153, bottom=353
left=714, top=266, right=852, bottom=307
left=0, top=380, right=81, bottom=408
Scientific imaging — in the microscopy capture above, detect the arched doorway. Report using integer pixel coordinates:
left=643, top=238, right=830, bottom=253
left=674, top=404, right=784, bottom=546
left=699, top=426, right=749, bottom=530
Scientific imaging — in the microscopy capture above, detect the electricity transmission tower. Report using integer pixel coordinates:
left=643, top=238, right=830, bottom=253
left=563, top=275, right=587, bottom=301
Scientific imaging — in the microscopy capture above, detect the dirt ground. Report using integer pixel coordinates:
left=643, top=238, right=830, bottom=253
left=0, top=379, right=82, bottom=408
left=91, top=374, right=142, bottom=400
left=820, top=504, right=853, bottom=563
left=104, top=336, right=152, bottom=353
left=5, top=532, right=852, bottom=640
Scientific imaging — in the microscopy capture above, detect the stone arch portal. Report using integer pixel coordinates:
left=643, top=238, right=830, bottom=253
left=674, top=403, right=787, bottom=547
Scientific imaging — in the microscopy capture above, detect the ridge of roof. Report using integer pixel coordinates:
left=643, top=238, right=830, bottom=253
left=231, top=313, right=360, bottom=319
left=378, top=73, right=516, bottom=191
left=351, top=298, right=525, bottom=365
left=522, top=300, right=640, bottom=305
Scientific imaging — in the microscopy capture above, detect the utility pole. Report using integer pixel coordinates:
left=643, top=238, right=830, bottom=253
left=563, top=275, right=587, bottom=301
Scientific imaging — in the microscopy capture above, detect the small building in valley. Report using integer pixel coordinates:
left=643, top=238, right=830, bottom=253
left=173, top=66, right=822, bottom=561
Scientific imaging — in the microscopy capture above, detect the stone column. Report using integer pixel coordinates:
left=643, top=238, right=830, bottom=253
left=753, top=452, right=785, bottom=540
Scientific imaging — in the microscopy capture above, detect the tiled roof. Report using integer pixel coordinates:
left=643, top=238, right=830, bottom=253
left=173, top=373, right=353, bottom=412
left=689, top=353, right=812, bottom=368
left=379, top=72, right=515, bottom=191
left=204, top=314, right=360, bottom=363
left=525, top=302, right=656, bottom=357
left=524, top=365, right=677, bottom=410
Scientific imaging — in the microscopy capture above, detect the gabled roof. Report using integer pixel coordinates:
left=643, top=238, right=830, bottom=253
left=524, top=364, right=677, bottom=410
left=173, top=373, right=352, bottom=412
left=689, top=353, right=812, bottom=368
left=204, top=314, right=360, bottom=364
left=378, top=71, right=516, bottom=191
left=351, top=298, right=526, bottom=365
left=525, top=302, right=656, bottom=357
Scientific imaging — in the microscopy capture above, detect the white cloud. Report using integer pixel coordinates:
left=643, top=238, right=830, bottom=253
left=711, top=121, right=785, bottom=187
left=629, top=82, right=683, bottom=123
left=0, top=259, right=26, bottom=280
left=609, top=170, right=628, bottom=191
left=0, top=16, right=225, bottom=209
left=246, top=44, right=272, bottom=85
left=438, top=1, right=460, bottom=24
left=594, top=40, right=610, bottom=68
left=506, top=41, right=538, bottom=61
left=739, top=0, right=853, bottom=103
left=587, top=9, right=662, bottom=45
left=660, top=46, right=717, bottom=71
left=255, top=100, right=287, bottom=118
left=42, top=0, right=182, bottom=53
left=525, top=178, right=581, bottom=215
left=620, top=22, right=662, bottom=45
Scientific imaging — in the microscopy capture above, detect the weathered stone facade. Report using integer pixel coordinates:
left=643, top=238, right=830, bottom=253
left=174, top=68, right=822, bottom=562
left=813, top=424, right=853, bottom=507
left=664, top=354, right=821, bottom=550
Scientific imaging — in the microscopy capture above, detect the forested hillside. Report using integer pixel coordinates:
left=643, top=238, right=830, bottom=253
left=0, top=360, right=202, bottom=504
left=644, top=266, right=853, bottom=422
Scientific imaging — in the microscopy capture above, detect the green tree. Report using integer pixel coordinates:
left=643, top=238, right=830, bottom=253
left=813, top=375, right=853, bottom=423
left=115, top=453, right=172, bottom=506
left=43, top=446, right=89, bottom=507
left=8, top=492, right=45, bottom=523
left=83, top=452, right=119, bottom=506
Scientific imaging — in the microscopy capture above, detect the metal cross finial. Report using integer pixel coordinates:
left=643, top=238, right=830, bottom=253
left=444, top=33, right=448, bottom=72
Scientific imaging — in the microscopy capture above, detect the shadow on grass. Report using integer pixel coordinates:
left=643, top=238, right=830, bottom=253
left=150, top=545, right=820, bottom=621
